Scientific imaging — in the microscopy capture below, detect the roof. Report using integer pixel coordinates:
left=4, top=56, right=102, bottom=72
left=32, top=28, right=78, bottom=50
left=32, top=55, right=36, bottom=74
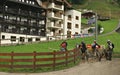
left=36, top=0, right=46, bottom=9
left=36, top=0, right=72, bottom=9
left=82, top=12, right=95, bottom=16
left=63, top=0, right=72, bottom=8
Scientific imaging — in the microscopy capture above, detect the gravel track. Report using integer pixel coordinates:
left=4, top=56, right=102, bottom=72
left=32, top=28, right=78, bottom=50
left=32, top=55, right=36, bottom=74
left=0, top=58, right=120, bottom=75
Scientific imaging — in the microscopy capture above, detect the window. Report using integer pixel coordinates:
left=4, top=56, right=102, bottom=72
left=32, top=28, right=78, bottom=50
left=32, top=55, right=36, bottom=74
left=59, top=30, right=61, bottom=33
left=36, top=38, right=40, bottom=41
left=28, top=38, right=32, bottom=42
left=67, top=31, right=71, bottom=38
left=68, top=15, right=71, bottom=20
left=32, top=2, right=35, bottom=5
left=75, top=24, right=79, bottom=28
left=22, top=0, right=24, bottom=2
left=26, top=0, right=29, bottom=3
left=5, top=6, right=8, bottom=11
left=67, top=22, right=72, bottom=29
left=4, top=15, right=9, bottom=20
left=76, top=16, right=79, bottom=20
left=11, top=36, right=16, bottom=41
left=75, top=32, right=78, bottom=34
left=20, top=37, right=25, bottom=42
left=29, top=1, right=32, bottom=4
left=2, top=35, right=5, bottom=39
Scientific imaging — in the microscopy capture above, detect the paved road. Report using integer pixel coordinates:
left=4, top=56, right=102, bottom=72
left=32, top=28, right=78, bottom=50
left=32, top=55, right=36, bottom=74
left=0, top=58, right=120, bottom=75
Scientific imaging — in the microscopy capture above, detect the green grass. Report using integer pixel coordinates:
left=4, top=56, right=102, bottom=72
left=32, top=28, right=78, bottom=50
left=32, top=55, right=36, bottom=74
left=81, top=18, right=119, bottom=34
left=98, top=19, right=119, bottom=34
left=74, top=0, right=120, bottom=18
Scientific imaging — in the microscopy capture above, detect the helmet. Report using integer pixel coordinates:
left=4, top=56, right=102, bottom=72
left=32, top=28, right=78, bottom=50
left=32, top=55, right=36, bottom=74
left=94, top=40, right=96, bottom=43
left=107, top=40, right=111, bottom=43
left=107, top=40, right=110, bottom=42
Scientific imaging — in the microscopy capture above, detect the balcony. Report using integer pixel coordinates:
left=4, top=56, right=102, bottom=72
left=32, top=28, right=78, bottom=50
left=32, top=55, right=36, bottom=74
left=47, top=22, right=62, bottom=29
left=38, top=24, right=45, bottom=28
left=5, top=8, right=18, bottom=15
left=5, top=28, right=19, bottom=33
left=4, top=19, right=17, bottom=25
left=0, top=7, right=2, bottom=12
left=20, top=10, right=29, bottom=17
left=48, top=3, right=64, bottom=10
left=47, top=12, right=63, bottom=20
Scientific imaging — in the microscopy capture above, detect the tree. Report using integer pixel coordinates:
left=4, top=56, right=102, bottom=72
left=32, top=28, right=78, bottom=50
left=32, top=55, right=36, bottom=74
left=116, top=0, right=120, bottom=6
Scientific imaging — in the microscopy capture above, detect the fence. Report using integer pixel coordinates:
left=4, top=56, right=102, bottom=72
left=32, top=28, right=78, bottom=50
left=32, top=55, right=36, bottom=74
left=0, top=48, right=80, bottom=71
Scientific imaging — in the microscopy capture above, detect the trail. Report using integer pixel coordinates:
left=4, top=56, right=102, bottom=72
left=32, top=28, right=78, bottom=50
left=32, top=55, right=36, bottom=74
left=0, top=58, right=120, bottom=75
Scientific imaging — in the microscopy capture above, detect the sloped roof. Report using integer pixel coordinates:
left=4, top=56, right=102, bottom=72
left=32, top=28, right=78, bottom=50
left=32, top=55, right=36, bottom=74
left=63, top=0, right=72, bottom=8
left=36, top=0, right=46, bottom=9
left=36, top=0, right=72, bottom=8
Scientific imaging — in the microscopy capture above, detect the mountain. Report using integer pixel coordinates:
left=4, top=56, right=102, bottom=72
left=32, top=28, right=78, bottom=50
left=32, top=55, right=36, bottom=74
left=67, top=0, right=120, bottom=18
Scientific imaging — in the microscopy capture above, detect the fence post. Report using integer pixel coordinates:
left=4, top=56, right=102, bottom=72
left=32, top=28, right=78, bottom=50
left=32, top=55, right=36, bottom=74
left=33, top=51, right=36, bottom=71
left=53, top=50, right=56, bottom=70
left=11, top=51, right=14, bottom=70
left=73, top=49, right=76, bottom=64
left=65, top=51, right=68, bottom=66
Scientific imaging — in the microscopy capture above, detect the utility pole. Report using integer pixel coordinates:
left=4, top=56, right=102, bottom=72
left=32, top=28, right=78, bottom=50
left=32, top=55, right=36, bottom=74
left=95, top=13, right=98, bottom=41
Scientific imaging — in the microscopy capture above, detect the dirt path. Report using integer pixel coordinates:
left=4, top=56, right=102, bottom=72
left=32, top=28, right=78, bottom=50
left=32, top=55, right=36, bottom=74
left=0, top=58, right=120, bottom=75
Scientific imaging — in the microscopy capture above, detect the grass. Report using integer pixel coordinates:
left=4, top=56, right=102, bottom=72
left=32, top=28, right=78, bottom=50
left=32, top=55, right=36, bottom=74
left=98, top=19, right=119, bottom=34
left=81, top=18, right=119, bottom=34
left=74, top=0, right=120, bottom=18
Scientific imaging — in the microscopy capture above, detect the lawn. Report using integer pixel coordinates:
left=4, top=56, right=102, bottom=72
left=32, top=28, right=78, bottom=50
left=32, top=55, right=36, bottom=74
left=0, top=32, right=120, bottom=53
left=81, top=18, right=118, bottom=33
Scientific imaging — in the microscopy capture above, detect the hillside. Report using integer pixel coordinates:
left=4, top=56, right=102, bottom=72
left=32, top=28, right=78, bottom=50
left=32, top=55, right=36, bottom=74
left=71, top=0, right=120, bottom=18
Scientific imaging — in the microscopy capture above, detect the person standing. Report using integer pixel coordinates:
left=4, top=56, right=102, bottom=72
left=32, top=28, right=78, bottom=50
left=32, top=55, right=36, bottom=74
left=80, top=41, right=87, bottom=60
left=92, top=40, right=100, bottom=53
left=106, top=40, right=114, bottom=60
left=81, top=41, right=87, bottom=54
left=60, top=40, right=68, bottom=51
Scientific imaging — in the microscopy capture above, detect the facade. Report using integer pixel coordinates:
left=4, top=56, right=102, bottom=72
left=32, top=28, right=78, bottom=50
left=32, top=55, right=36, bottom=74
left=64, top=10, right=81, bottom=38
left=45, top=0, right=64, bottom=38
left=41, top=0, right=72, bottom=40
left=0, top=0, right=46, bottom=45
left=0, top=0, right=81, bottom=45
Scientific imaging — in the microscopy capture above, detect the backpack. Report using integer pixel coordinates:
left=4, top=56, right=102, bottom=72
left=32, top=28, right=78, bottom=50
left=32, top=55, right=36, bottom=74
left=109, top=43, right=114, bottom=49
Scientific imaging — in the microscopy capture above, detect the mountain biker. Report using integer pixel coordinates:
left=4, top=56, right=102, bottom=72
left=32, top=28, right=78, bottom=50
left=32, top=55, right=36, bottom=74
left=106, top=40, right=114, bottom=60
left=92, top=40, right=100, bottom=53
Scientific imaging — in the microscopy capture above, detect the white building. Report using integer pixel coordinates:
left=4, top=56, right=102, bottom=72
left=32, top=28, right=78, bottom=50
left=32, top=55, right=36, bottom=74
left=64, top=10, right=81, bottom=38
left=45, top=0, right=64, bottom=39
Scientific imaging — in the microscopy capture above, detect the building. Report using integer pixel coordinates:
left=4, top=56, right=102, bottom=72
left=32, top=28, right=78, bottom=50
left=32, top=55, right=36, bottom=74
left=0, top=0, right=81, bottom=45
left=0, top=0, right=46, bottom=45
left=64, top=10, right=81, bottom=38
left=40, top=0, right=72, bottom=40
left=41, top=0, right=81, bottom=39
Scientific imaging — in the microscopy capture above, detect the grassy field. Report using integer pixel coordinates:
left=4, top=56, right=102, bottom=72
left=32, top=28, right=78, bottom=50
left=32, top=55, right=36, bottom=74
left=81, top=18, right=119, bottom=34
left=74, top=0, right=120, bottom=18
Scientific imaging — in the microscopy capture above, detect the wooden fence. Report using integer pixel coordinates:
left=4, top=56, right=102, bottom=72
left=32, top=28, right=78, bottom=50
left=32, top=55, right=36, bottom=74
left=0, top=48, right=80, bottom=71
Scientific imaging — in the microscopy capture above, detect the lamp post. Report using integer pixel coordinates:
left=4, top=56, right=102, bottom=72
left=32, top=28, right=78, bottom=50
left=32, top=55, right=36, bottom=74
left=0, top=24, right=1, bottom=46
